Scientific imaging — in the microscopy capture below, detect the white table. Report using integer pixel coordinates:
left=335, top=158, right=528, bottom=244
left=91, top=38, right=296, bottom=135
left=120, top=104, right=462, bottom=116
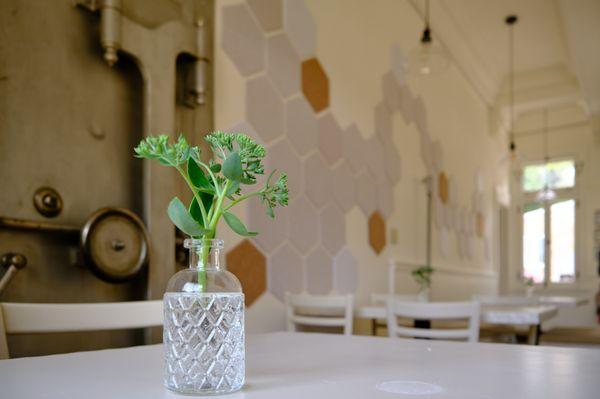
left=537, top=295, right=589, bottom=308
left=356, top=304, right=559, bottom=344
left=1, top=332, right=599, bottom=398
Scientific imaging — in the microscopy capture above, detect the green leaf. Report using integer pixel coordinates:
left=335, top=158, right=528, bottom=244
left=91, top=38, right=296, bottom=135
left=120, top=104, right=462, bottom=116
left=223, top=211, right=257, bottom=236
left=167, top=197, right=207, bottom=237
left=189, top=197, right=203, bottom=224
left=210, top=162, right=221, bottom=173
left=188, top=158, right=212, bottom=190
left=222, top=151, right=243, bottom=181
left=225, top=181, right=240, bottom=198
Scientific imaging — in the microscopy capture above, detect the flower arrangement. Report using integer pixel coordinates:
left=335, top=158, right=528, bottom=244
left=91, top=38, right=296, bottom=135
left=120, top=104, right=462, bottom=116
left=134, top=132, right=288, bottom=289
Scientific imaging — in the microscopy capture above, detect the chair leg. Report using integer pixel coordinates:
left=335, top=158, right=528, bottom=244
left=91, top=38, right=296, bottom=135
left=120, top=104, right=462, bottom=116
left=0, top=306, right=9, bottom=359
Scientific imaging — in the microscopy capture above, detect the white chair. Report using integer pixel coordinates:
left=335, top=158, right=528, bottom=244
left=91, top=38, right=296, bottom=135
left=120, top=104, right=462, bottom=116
left=285, top=293, right=354, bottom=336
left=0, top=300, right=163, bottom=359
left=387, top=300, right=480, bottom=342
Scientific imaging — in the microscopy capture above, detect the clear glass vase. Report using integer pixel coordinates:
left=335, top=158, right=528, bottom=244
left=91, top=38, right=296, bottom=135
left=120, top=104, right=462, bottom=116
left=163, top=238, right=245, bottom=395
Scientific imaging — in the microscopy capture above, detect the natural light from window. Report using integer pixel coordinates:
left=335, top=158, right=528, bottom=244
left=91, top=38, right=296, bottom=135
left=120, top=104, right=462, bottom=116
left=522, top=160, right=576, bottom=192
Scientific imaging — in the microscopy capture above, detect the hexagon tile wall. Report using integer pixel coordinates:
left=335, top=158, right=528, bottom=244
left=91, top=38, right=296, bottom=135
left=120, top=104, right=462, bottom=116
left=226, top=239, right=267, bottom=306
left=220, top=0, right=486, bottom=305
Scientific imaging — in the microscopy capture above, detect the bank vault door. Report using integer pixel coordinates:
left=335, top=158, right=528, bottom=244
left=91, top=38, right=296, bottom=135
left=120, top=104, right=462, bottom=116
left=0, top=0, right=213, bottom=357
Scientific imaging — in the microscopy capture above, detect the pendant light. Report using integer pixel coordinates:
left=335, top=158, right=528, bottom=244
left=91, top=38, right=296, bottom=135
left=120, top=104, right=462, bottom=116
left=408, top=0, right=450, bottom=76
left=499, top=14, right=523, bottom=167
left=535, top=108, right=557, bottom=202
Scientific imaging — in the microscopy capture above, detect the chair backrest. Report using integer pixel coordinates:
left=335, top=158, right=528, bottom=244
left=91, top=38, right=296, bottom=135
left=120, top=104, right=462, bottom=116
left=0, top=300, right=163, bottom=359
left=387, top=300, right=480, bottom=342
left=474, top=295, right=538, bottom=307
left=285, top=293, right=354, bottom=335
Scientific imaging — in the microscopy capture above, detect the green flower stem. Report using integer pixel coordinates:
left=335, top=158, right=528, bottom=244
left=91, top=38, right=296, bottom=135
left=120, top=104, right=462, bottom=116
left=175, top=165, right=208, bottom=226
left=222, top=191, right=262, bottom=212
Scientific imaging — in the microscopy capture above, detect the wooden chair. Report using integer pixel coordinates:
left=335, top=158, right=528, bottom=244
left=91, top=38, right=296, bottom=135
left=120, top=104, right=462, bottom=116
left=285, top=293, right=354, bottom=336
left=387, top=300, right=480, bottom=342
left=0, top=300, right=163, bottom=359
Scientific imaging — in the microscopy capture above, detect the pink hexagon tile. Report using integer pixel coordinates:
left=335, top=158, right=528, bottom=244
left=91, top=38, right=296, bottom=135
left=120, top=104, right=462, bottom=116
left=374, top=102, right=393, bottom=143
left=304, top=152, right=333, bottom=209
left=333, top=247, right=358, bottom=294
left=383, top=140, right=402, bottom=184
left=285, top=96, right=318, bottom=156
left=390, top=45, right=408, bottom=87
left=266, top=138, right=303, bottom=200
left=288, top=196, right=319, bottom=253
left=413, top=96, right=428, bottom=133
left=268, top=242, right=304, bottom=301
left=366, top=136, right=386, bottom=181
left=356, top=170, right=378, bottom=216
left=246, top=75, right=284, bottom=144
left=319, top=203, right=346, bottom=256
left=305, top=246, right=333, bottom=295
left=247, top=0, right=282, bottom=32
left=381, top=71, right=401, bottom=112
left=317, top=112, right=343, bottom=166
left=247, top=195, right=289, bottom=254
left=398, top=85, right=415, bottom=125
left=283, top=0, right=316, bottom=59
left=332, top=161, right=356, bottom=212
left=342, top=124, right=367, bottom=173
left=267, top=33, right=301, bottom=98
left=377, top=181, right=394, bottom=218
left=222, top=4, right=266, bottom=77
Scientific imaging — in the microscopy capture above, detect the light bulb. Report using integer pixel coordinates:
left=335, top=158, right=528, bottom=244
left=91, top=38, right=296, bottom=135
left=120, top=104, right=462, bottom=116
left=408, top=41, right=450, bottom=76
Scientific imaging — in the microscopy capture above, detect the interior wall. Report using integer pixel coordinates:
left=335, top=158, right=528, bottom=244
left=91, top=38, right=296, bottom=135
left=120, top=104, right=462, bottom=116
left=511, top=105, right=599, bottom=328
left=214, top=0, right=504, bottom=334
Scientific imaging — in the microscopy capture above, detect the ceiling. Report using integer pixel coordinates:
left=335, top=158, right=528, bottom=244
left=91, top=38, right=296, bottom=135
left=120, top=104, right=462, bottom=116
left=411, top=0, right=600, bottom=129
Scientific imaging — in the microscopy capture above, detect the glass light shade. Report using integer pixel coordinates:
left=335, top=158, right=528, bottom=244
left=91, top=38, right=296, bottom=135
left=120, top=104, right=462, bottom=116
left=408, top=41, right=450, bottom=76
left=535, top=186, right=557, bottom=202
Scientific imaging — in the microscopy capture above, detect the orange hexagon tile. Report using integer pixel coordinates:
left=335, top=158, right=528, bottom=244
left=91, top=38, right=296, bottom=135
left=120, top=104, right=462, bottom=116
left=368, top=211, right=387, bottom=255
left=438, top=171, right=449, bottom=204
left=226, top=239, right=267, bottom=306
left=301, top=58, right=329, bottom=113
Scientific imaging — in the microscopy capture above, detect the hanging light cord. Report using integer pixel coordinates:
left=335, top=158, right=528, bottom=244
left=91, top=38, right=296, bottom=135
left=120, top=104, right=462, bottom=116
left=506, top=15, right=518, bottom=154
left=543, top=108, right=549, bottom=163
left=421, top=0, right=432, bottom=43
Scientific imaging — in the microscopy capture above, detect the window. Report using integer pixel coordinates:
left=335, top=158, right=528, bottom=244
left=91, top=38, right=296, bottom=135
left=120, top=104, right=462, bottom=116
left=522, top=159, right=575, bottom=192
left=520, top=159, right=577, bottom=285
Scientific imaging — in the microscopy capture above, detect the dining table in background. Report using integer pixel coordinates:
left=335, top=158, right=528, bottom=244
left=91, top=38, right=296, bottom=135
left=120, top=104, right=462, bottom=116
left=355, top=295, right=563, bottom=344
left=1, top=332, right=599, bottom=398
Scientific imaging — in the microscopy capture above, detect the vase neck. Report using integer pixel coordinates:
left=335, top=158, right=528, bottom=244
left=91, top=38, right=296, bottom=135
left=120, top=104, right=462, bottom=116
left=185, top=238, right=224, bottom=270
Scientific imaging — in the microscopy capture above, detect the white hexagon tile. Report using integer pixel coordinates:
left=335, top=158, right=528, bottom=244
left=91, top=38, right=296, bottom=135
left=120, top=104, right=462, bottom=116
left=247, top=0, right=282, bottom=32
left=265, top=138, right=303, bottom=200
left=222, top=4, right=266, bottom=77
left=283, top=0, right=316, bottom=59
left=305, top=246, right=333, bottom=295
left=333, top=247, right=358, bottom=295
left=331, top=161, right=356, bottom=213
left=268, top=243, right=304, bottom=301
left=304, top=152, right=333, bottom=209
left=317, top=112, right=343, bottom=166
left=246, top=75, right=284, bottom=143
left=285, top=95, right=318, bottom=156
left=319, top=203, right=346, bottom=256
left=267, top=33, right=301, bottom=98
left=287, top=196, right=319, bottom=253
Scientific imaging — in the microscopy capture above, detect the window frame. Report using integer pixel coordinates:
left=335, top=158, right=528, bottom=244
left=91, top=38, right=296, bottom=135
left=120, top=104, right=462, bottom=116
left=518, top=157, right=579, bottom=287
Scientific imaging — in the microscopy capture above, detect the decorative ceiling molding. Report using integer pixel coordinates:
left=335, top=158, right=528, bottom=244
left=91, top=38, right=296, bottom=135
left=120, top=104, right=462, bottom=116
left=491, top=64, right=585, bottom=138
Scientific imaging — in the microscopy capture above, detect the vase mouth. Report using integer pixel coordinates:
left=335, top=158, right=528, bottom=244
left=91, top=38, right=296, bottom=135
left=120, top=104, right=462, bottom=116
left=184, top=238, right=224, bottom=250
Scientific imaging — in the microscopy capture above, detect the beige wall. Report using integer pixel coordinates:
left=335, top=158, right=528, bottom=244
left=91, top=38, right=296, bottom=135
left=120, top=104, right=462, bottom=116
left=215, top=0, right=504, bottom=333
